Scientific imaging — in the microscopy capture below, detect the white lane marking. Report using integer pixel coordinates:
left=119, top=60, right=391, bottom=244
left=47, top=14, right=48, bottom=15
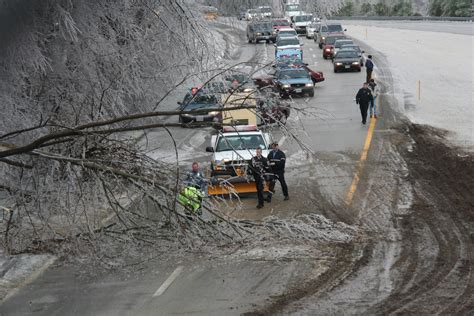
left=309, top=47, right=314, bottom=52
left=278, top=135, right=287, bottom=147
left=312, top=54, right=316, bottom=58
left=153, top=266, right=184, bottom=297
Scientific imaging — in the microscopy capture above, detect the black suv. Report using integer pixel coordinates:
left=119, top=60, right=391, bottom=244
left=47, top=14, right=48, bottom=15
left=247, top=22, right=276, bottom=43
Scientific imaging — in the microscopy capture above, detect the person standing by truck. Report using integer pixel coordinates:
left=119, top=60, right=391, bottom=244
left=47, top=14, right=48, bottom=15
left=266, top=142, right=289, bottom=202
left=250, top=147, right=270, bottom=209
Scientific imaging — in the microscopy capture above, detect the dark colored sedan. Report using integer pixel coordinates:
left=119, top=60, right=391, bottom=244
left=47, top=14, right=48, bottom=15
left=253, top=63, right=324, bottom=88
left=333, top=49, right=362, bottom=73
left=340, top=44, right=365, bottom=66
left=178, top=91, right=222, bottom=125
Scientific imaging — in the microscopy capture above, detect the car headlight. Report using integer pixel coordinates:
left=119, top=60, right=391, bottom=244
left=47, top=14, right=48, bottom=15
left=322, top=36, right=325, bottom=40
left=335, top=63, right=343, bottom=66
left=282, top=84, right=290, bottom=88
left=256, top=32, right=261, bottom=36
left=305, top=83, right=313, bottom=87
left=208, top=111, right=219, bottom=116
left=325, top=49, right=331, bottom=52
left=352, top=62, right=359, bottom=65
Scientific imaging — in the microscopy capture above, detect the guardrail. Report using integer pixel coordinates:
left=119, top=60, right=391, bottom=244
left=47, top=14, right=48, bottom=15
left=329, top=16, right=472, bottom=22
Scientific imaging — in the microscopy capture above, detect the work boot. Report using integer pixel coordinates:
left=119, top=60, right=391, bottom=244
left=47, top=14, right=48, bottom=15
left=265, top=197, right=272, bottom=202
left=256, top=204, right=264, bottom=209
left=284, top=196, right=289, bottom=201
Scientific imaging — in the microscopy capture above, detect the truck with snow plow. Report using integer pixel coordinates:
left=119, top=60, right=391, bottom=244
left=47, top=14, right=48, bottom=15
left=205, top=125, right=272, bottom=195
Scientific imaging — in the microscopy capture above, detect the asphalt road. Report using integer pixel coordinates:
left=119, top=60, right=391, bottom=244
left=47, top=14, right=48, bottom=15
left=2, top=19, right=472, bottom=315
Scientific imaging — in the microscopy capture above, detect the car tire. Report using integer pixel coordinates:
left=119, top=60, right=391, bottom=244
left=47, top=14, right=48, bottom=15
left=334, top=68, right=338, bottom=73
left=323, top=56, right=326, bottom=60
left=319, top=43, right=322, bottom=49
left=248, top=38, right=252, bottom=44
left=358, top=68, right=361, bottom=72
left=308, top=90, right=314, bottom=97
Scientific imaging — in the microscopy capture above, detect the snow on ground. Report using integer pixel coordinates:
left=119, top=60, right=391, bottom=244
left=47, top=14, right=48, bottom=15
left=0, top=251, right=56, bottom=301
left=345, top=23, right=473, bottom=150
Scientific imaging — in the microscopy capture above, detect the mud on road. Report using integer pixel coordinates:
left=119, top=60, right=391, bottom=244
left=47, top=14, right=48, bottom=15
left=243, top=122, right=473, bottom=315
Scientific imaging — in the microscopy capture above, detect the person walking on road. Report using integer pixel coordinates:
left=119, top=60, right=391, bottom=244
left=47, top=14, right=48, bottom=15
left=250, top=147, right=270, bottom=209
left=265, top=142, right=289, bottom=202
left=365, top=55, right=374, bottom=83
left=356, top=82, right=373, bottom=125
left=368, top=79, right=379, bottom=118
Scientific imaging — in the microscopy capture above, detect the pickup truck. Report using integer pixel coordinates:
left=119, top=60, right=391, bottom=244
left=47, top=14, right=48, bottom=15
left=205, top=126, right=272, bottom=195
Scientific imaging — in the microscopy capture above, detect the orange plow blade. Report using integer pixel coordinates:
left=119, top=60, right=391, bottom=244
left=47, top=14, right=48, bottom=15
left=208, top=181, right=269, bottom=196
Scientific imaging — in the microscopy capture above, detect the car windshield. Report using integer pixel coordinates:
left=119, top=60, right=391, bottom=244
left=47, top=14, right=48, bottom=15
left=216, top=135, right=265, bottom=151
left=278, top=69, right=309, bottom=79
left=294, top=15, right=312, bottom=22
left=256, top=23, right=272, bottom=30
left=328, top=24, right=343, bottom=32
left=335, top=51, right=358, bottom=59
left=183, top=94, right=218, bottom=106
left=335, top=40, right=353, bottom=48
left=285, top=4, right=299, bottom=11
left=273, top=20, right=290, bottom=27
left=325, top=36, right=345, bottom=44
left=277, top=38, right=300, bottom=46
left=341, top=45, right=360, bottom=52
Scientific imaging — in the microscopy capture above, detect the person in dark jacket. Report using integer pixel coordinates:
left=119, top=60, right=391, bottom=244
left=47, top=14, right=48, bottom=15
left=365, top=55, right=374, bottom=83
left=265, top=142, right=289, bottom=202
left=356, top=82, right=374, bottom=125
left=250, top=147, right=270, bottom=209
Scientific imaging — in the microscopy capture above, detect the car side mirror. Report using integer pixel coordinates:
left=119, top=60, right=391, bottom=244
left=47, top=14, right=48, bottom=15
left=344, top=29, right=347, bottom=31
left=206, top=146, right=214, bottom=152
left=177, top=101, right=182, bottom=105
left=361, top=50, right=365, bottom=53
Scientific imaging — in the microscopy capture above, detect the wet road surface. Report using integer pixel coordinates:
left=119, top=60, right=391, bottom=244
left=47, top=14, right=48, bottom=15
left=1, top=18, right=472, bottom=315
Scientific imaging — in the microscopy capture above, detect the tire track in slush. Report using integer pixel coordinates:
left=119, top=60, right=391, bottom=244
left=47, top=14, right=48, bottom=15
left=368, top=125, right=473, bottom=315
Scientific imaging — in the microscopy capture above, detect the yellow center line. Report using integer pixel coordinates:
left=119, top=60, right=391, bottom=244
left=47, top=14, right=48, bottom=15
left=345, top=117, right=377, bottom=206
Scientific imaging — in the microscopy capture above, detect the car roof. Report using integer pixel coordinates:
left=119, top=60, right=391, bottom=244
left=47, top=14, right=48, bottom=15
left=278, top=27, right=296, bottom=31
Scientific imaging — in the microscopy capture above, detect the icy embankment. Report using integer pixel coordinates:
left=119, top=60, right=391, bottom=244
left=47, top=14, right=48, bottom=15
left=345, top=23, right=473, bottom=151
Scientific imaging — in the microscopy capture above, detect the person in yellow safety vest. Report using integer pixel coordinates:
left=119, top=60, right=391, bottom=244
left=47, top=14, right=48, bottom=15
left=178, top=186, right=204, bottom=216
